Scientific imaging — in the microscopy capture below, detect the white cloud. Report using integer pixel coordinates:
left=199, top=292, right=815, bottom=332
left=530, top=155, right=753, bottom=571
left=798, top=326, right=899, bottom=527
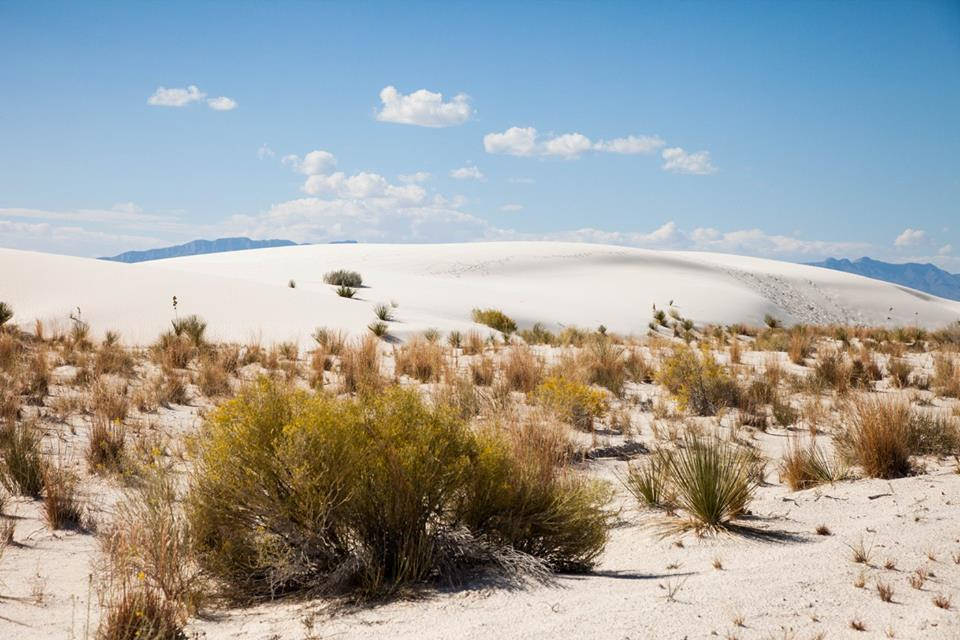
left=257, top=144, right=275, bottom=159
left=499, top=204, right=523, bottom=212
left=375, top=86, right=473, bottom=127
left=283, top=150, right=337, bottom=175
left=508, top=177, right=535, bottom=184
left=939, top=244, right=953, bottom=256
left=207, top=96, right=237, bottom=111
left=0, top=206, right=176, bottom=225
left=147, top=85, right=206, bottom=107
left=661, top=147, right=717, bottom=175
left=398, top=171, right=432, bottom=184
left=449, top=165, right=484, bottom=180
left=485, top=127, right=671, bottom=160
left=894, top=228, right=926, bottom=247
left=0, top=219, right=165, bottom=257
left=594, top=135, right=665, bottom=154
left=301, top=171, right=426, bottom=204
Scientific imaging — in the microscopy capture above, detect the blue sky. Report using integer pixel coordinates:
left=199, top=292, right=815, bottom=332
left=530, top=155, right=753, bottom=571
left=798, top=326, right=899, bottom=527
left=1, top=1, right=958, bottom=266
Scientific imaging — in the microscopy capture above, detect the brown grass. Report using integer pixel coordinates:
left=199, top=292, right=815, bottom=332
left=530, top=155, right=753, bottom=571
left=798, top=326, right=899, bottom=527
left=788, top=327, right=813, bottom=365
left=87, top=414, right=127, bottom=474
left=339, top=335, right=383, bottom=393
left=395, top=337, right=447, bottom=382
left=42, top=465, right=85, bottom=530
left=502, top=345, right=543, bottom=393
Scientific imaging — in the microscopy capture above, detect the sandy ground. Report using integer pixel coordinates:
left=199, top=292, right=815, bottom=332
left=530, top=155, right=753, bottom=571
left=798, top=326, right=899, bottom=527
left=3, top=242, right=959, bottom=346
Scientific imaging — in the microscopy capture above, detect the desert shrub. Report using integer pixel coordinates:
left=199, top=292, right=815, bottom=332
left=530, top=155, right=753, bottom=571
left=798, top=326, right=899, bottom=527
left=788, top=327, right=813, bottom=365
left=518, top=323, right=557, bottom=346
left=100, top=467, right=204, bottom=633
left=470, top=356, right=495, bottom=386
left=154, top=370, right=189, bottom=407
left=624, top=349, right=654, bottom=383
left=908, top=410, right=960, bottom=457
left=186, top=380, right=611, bottom=600
left=472, top=308, right=517, bottom=335
left=152, top=331, right=193, bottom=369
left=95, top=336, right=135, bottom=377
left=771, top=395, right=799, bottom=426
left=368, top=321, right=389, bottom=338
left=659, top=436, right=760, bottom=534
left=933, top=354, right=960, bottom=398
left=422, top=328, right=441, bottom=344
left=323, top=269, right=363, bottom=287
left=835, top=398, right=916, bottom=478
left=91, top=378, right=130, bottom=422
left=813, top=349, right=851, bottom=394
left=582, top=337, right=627, bottom=396
left=0, top=301, right=12, bottom=327
left=656, top=345, right=740, bottom=416
left=395, top=337, right=446, bottom=382
left=623, top=454, right=672, bottom=509
left=533, top=377, right=608, bottom=431
left=0, top=332, right=21, bottom=372
left=502, top=345, right=542, bottom=393
left=87, top=415, right=127, bottom=474
left=463, top=330, right=485, bottom=355
left=312, top=327, right=346, bottom=355
left=0, top=420, right=47, bottom=497
left=170, top=315, right=207, bottom=349
left=336, top=285, right=356, bottom=298
left=97, top=585, right=184, bottom=640
left=778, top=439, right=846, bottom=490
left=339, top=336, right=382, bottom=393
left=196, top=356, right=230, bottom=397
left=887, top=357, right=913, bottom=388
left=43, top=465, right=85, bottom=530
left=433, top=375, right=482, bottom=420
left=446, top=330, right=462, bottom=349
left=373, top=303, right=395, bottom=322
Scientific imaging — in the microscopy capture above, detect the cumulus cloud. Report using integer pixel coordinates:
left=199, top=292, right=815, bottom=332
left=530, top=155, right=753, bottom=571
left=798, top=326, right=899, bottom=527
left=207, top=96, right=237, bottom=111
left=894, top=228, right=926, bottom=247
left=449, top=165, right=484, bottom=180
left=499, top=204, right=523, bottom=212
left=376, top=86, right=473, bottom=127
left=147, top=85, right=206, bottom=107
left=661, top=147, right=717, bottom=174
left=283, top=150, right=337, bottom=175
left=398, top=171, right=432, bottom=184
left=147, top=85, right=236, bottom=111
left=484, top=127, right=669, bottom=160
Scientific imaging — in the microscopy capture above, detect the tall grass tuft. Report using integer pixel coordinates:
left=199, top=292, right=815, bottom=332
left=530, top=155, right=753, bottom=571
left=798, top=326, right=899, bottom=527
left=0, top=420, right=47, bottom=498
left=835, top=398, right=913, bottom=478
left=778, top=438, right=846, bottom=490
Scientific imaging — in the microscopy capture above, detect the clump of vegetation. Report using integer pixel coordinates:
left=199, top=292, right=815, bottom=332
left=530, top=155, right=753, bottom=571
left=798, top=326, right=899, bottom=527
left=778, top=438, right=846, bottom=490
left=764, top=314, right=780, bottom=329
left=533, top=376, right=608, bottom=431
left=186, top=380, right=611, bottom=600
left=657, top=435, right=761, bottom=535
left=582, top=337, right=627, bottom=396
left=42, top=465, right=85, bottom=531
left=368, top=320, right=390, bottom=338
left=87, top=415, right=127, bottom=475
left=170, top=314, right=207, bottom=350
left=336, top=285, right=356, bottom=298
left=339, top=336, right=383, bottom=393
left=0, top=420, right=47, bottom=498
left=312, top=327, right=346, bottom=355
left=0, top=301, right=13, bottom=327
left=395, top=337, right=446, bottom=382
left=373, top=303, right=395, bottom=322
left=623, top=454, right=672, bottom=510
left=503, top=345, right=543, bottom=392
left=657, top=344, right=740, bottom=416
left=323, top=269, right=363, bottom=287
left=812, top=348, right=852, bottom=394
left=470, top=356, right=495, bottom=386
left=472, top=308, right=517, bottom=335
left=788, top=326, right=813, bottom=364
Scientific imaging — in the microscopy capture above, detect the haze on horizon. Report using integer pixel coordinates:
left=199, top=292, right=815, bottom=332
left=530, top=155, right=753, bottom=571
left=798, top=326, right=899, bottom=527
left=1, top=1, right=958, bottom=268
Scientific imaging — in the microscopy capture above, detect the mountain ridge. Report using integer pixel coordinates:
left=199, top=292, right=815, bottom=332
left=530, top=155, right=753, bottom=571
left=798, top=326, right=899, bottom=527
left=806, top=256, right=960, bottom=302
left=99, top=237, right=299, bottom=263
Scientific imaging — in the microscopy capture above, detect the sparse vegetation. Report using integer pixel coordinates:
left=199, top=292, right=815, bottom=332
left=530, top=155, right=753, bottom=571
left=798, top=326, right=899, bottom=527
left=472, top=308, right=517, bottom=334
left=323, top=269, right=363, bottom=287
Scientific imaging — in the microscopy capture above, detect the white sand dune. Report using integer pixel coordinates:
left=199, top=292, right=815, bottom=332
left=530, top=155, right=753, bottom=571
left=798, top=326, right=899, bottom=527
left=2, top=242, right=958, bottom=344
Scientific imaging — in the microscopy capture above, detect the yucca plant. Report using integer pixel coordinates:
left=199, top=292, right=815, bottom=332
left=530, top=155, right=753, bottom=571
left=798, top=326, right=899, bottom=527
left=336, top=285, right=356, bottom=298
left=623, top=453, right=672, bottom=510
left=660, top=435, right=760, bottom=535
left=368, top=321, right=389, bottom=338
left=373, top=303, right=395, bottom=322
left=0, top=301, right=13, bottom=327
left=171, top=314, right=207, bottom=349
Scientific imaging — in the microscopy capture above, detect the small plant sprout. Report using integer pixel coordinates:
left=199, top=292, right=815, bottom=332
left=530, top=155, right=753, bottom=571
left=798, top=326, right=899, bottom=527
left=933, top=593, right=952, bottom=610
left=876, top=579, right=894, bottom=602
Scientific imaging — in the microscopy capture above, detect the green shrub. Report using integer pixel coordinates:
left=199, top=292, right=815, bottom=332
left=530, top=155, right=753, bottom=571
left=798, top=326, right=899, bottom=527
left=0, top=302, right=12, bottom=327
left=368, top=321, right=389, bottom=338
left=778, top=439, right=846, bottom=490
left=0, top=420, right=47, bottom=498
left=623, top=454, right=672, bottom=509
left=186, top=380, right=610, bottom=600
left=533, top=376, right=608, bottom=431
left=656, top=345, right=740, bottom=416
left=471, top=308, right=517, bottom=334
left=324, top=269, right=363, bottom=287
left=170, top=315, right=207, bottom=349
left=518, top=323, right=557, bottom=346
left=660, top=436, right=760, bottom=534
left=373, top=303, right=395, bottom=322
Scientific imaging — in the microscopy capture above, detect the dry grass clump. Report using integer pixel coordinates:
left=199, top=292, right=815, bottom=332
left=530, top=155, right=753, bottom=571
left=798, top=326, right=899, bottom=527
left=471, top=308, right=517, bottom=335
left=788, top=326, right=814, bottom=364
left=97, top=586, right=184, bottom=640
left=42, top=465, right=85, bottom=530
left=154, top=369, right=189, bottom=407
left=323, top=269, right=363, bottom=287
left=395, top=337, right=447, bottom=382
left=312, top=327, right=346, bottom=355
left=837, top=398, right=911, bottom=478
left=778, top=438, right=846, bottom=490
left=170, top=314, right=208, bottom=350
left=581, top=337, right=627, bottom=396
left=652, top=435, right=761, bottom=535
left=91, top=378, right=130, bottom=422
left=887, top=357, right=913, bottom=388
left=623, top=454, right=672, bottom=510
left=151, top=331, right=194, bottom=369
left=470, top=356, right=495, bottom=386
left=0, top=420, right=47, bottom=497
left=339, top=336, right=383, bottom=393
left=0, top=300, right=13, bottom=327
left=0, top=331, right=23, bottom=372
left=624, top=348, right=655, bottom=383
left=812, top=348, right=852, bottom=394
left=95, top=333, right=135, bottom=377
left=463, top=330, right=486, bottom=355
left=502, top=344, right=543, bottom=393
left=933, top=354, right=960, bottom=398
left=533, top=376, right=608, bottom=431
left=87, top=415, right=127, bottom=475
left=196, top=355, right=231, bottom=397
left=657, top=344, right=740, bottom=416
left=186, top=379, right=611, bottom=600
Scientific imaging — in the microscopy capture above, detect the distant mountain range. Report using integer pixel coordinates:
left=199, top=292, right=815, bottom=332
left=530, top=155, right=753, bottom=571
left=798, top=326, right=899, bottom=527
left=807, top=257, right=960, bottom=302
left=100, top=237, right=299, bottom=263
